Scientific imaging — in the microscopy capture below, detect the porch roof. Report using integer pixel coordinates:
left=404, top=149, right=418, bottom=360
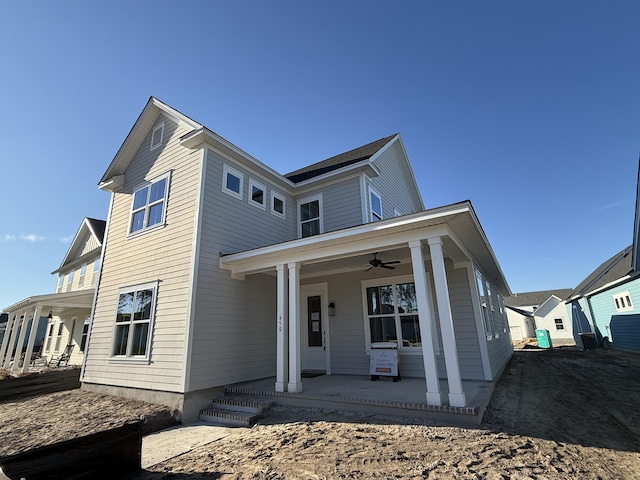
left=2, top=289, right=95, bottom=315
left=220, top=200, right=511, bottom=296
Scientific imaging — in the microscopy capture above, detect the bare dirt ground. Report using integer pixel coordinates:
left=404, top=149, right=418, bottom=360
left=2, top=347, right=640, bottom=479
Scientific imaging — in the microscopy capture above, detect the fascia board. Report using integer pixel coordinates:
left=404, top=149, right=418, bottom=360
left=583, top=273, right=638, bottom=298
left=3, top=289, right=94, bottom=312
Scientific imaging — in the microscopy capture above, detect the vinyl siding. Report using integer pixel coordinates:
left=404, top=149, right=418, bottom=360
left=320, top=176, right=363, bottom=233
left=484, top=280, right=513, bottom=379
left=368, top=142, right=421, bottom=219
left=83, top=114, right=197, bottom=392
left=588, top=278, right=640, bottom=350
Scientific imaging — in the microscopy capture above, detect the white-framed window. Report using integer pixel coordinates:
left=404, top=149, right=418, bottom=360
left=271, top=191, right=286, bottom=219
left=298, top=194, right=323, bottom=238
left=613, top=290, right=634, bottom=312
left=129, top=172, right=170, bottom=235
left=222, top=164, right=244, bottom=200
left=45, top=322, right=54, bottom=352
left=80, top=317, right=91, bottom=352
left=369, top=186, right=383, bottom=222
left=554, top=318, right=565, bottom=330
left=78, top=263, right=87, bottom=288
left=92, top=258, right=101, bottom=286
left=248, top=179, right=266, bottom=209
left=150, top=122, right=165, bottom=151
left=54, top=320, right=65, bottom=352
left=66, top=271, right=74, bottom=292
left=361, top=274, right=438, bottom=354
left=475, top=269, right=495, bottom=338
left=56, top=275, right=64, bottom=293
left=111, top=282, right=157, bottom=359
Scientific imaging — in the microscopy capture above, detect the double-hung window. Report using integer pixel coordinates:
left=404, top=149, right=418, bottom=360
left=369, top=187, right=383, bottom=222
left=66, top=271, right=74, bottom=292
left=129, top=173, right=170, bottom=235
left=112, top=282, right=156, bottom=359
left=78, top=263, right=86, bottom=288
left=56, top=275, right=64, bottom=293
left=298, top=195, right=322, bottom=238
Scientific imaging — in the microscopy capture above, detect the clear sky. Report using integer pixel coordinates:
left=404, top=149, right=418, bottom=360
left=1, top=1, right=639, bottom=310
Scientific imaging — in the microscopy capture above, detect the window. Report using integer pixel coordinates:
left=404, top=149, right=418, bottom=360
left=80, top=317, right=90, bottom=352
left=66, top=271, right=74, bottom=292
left=150, top=122, right=164, bottom=150
left=92, top=258, right=101, bottom=286
left=54, top=321, right=65, bottom=352
left=271, top=191, right=286, bottom=219
left=222, top=164, right=244, bottom=199
left=248, top=179, right=266, bottom=209
left=298, top=195, right=322, bottom=238
left=613, top=290, right=634, bottom=312
left=554, top=318, right=565, bottom=330
left=57, top=275, right=64, bottom=293
left=45, top=322, right=54, bottom=351
left=112, top=282, right=156, bottom=359
left=362, top=275, right=435, bottom=352
left=78, top=264, right=87, bottom=288
left=475, top=269, right=495, bottom=338
left=369, top=187, right=382, bottom=222
left=129, top=173, right=169, bottom=235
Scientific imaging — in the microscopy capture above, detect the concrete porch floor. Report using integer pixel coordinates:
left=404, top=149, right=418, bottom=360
left=224, top=374, right=495, bottom=425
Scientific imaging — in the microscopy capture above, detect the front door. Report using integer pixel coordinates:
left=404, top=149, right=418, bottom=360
left=301, top=285, right=329, bottom=373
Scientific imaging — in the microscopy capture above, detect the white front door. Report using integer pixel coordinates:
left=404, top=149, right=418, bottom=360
left=301, top=284, right=329, bottom=373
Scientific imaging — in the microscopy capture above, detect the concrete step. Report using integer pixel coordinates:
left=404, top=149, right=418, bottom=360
left=199, top=397, right=273, bottom=427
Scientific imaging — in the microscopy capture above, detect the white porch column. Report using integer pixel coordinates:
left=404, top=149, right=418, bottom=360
left=428, top=237, right=466, bottom=407
left=409, top=240, right=443, bottom=406
left=12, top=309, right=31, bottom=372
left=287, top=262, right=302, bottom=393
left=275, top=265, right=289, bottom=392
left=21, top=305, right=42, bottom=374
left=3, top=313, right=23, bottom=368
left=0, top=313, right=16, bottom=365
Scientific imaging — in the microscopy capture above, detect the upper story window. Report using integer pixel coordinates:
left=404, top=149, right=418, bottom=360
left=112, top=282, right=157, bottom=359
left=369, top=187, right=382, bottom=222
left=613, top=290, right=634, bottom=312
left=57, top=275, right=64, bottom=293
left=78, top=264, right=87, bottom=288
left=271, top=191, right=286, bottom=219
left=298, top=194, right=323, bottom=238
left=150, top=122, right=164, bottom=151
left=92, top=258, right=101, bottom=286
left=129, top=173, right=170, bottom=235
left=248, top=179, right=266, bottom=209
left=66, top=271, right=74, bottom=292
left=222, top=164, right=244, bottom=200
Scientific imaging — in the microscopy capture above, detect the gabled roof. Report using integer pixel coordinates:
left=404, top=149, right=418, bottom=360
left=506, top=289, right=573, bottom=308
left=285, top=134, right=397, bottom=183
left=52, top=218, right=106, bottom=274
left=505, top=305, right=534, bottom=317
left=566, top=245, right=635, bottom=301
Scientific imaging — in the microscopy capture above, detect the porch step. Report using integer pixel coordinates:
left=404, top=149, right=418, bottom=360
left=199, top=397, right=273, bottom=427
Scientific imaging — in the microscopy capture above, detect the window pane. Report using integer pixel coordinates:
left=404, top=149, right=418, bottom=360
left=148, top=203, right=164, bottom=227
left=366, top=286, right=393, bottom=315
left=370, top=316, right=397, bottom=343
left=131, top=211, right=145, bottom=232
left=396, top=283, right=417, bottom=313
left=131, top=323, right=149, bottom=356
left=273, top=197, right=284, bottom=214
left=301, top=201, right=319, bottom=221
left=133, top=186, right=149, bottom=210
left=301, top=219, right=320, bottom=238
left=251, top=186, right=264, bottom=204
left=371, top=193, right=382, bottom=218
left=134, top=289, right=153, bottom=320
left=400, top=315, right=421, bottom=347
left=117, top=292, right=134, bottom=322
left=226, top=173, right=240, bottom=193
left=113, top=325, right=129, bottom=355
left=149, top=178, right=166, bottom=203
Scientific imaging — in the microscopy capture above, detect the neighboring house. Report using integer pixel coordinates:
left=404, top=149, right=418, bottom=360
left=0, top=218, right=105, bottom=371
left=566, top=160, right=640, bottom=351
left=505, top=290, right=574, bottom=346
left=81, top=97, right=513, bottom=422
left=0, top=313, right=7, bottom=345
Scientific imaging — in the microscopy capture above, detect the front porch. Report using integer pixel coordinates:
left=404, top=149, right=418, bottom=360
left=224, top=374, right=495, bottom=425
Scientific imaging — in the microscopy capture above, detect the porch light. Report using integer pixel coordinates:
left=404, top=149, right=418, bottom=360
left=47, top=310, right=53, bottom=320
left=328, top=303, right=336, bottom=316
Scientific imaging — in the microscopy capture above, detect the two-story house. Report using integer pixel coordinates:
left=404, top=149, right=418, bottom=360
left=0, top=217, right=105, bottom=371
left=81, top=97, right=513, bottom=422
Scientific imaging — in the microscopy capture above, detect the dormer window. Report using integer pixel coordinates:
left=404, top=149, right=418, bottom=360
left=129, top=173, right=170, bottom=235
left=150, top=122, right=164, bottom=150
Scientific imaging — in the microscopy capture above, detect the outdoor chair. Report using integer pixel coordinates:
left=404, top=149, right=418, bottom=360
left=48, top=344, right=74, bottom=367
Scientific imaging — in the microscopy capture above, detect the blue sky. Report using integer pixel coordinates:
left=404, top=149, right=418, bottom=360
left=1, top=1, right=639, bottom=309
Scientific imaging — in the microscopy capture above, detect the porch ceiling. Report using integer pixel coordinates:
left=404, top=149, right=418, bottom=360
left=220, top=201, right=511, bottom=295
left=2, top=289, right=95, bottom=316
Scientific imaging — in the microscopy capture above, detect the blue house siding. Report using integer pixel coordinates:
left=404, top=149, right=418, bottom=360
left=588, top=278, right=640, bottom=349
left=609, top=314, right=640, bottom=350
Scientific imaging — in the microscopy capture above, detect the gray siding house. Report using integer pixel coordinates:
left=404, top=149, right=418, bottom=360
left=82, top=97, right=513, bottom=421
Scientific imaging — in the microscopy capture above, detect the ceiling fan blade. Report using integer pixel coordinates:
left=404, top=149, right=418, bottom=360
left=381, top=265, right=396, bottom=270
left=384, top=260, right=401, bottom=265
left=366, top=265, right=374, bottom=271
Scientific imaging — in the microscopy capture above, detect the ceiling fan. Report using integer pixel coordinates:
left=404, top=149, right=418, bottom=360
left=366, top=252, right=400, bottom=271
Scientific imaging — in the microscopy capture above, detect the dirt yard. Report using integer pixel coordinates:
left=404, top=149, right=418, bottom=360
left=2, top=347, right=640, bottom=479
